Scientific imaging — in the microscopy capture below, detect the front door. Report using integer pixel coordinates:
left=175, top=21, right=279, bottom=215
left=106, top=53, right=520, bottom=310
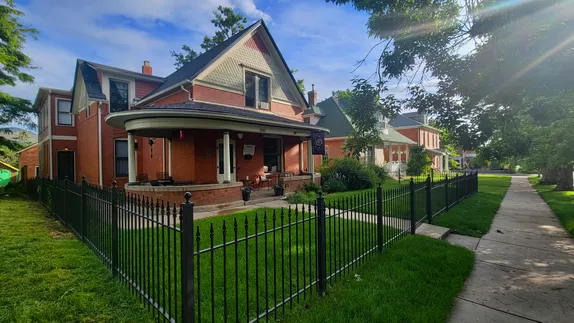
left=216, top=139, right=236, bottom=183
left=57, top=151, right=75, bottom=181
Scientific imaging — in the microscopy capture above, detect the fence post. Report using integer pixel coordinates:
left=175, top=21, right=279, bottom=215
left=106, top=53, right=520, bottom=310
left=80, top=176, right=87, bottom=241
left=63, top=177, right=69, bottom=222
left=181, top=192, right=195, bottom=323
left=426, top=174, right=432, bottom=224
left=409, top=178, right=416, bottom=234
left=464, top=172, right=469, bottom=197
left=445, top=175, right=450, bottom=211
left=455, top=173, right=460, bottom=204
left=475, top=171, right=479, bottom=193
left=376, top=183, right=383, bottom=253
left=316, top=191, right=327, bottom=296
left=111, top=180, right=119, bottom=277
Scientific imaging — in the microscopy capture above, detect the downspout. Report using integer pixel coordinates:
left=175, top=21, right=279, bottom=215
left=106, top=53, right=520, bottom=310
left=48, top=90, right=53, bottom=179
left=97, top=101, right=103, bottom=187
left=180, top=85, right=192, bottom=101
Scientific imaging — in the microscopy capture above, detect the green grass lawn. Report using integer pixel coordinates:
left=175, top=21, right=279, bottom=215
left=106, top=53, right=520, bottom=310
left=433, top=175, right=511, bottom=237
left=0, top=196, right=153, bottom=323
left=283, top=235, right=474, bottom=323
left=529, top=176, right=574, bottom=237
left=117, top=206, right=402, bottom=322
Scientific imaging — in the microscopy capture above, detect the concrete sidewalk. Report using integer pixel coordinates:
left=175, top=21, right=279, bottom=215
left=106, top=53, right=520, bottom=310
left=449, top=176, right=574, bottom=323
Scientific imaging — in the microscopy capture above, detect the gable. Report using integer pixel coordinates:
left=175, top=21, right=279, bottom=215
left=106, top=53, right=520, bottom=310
left=316, top=97, right=354, bottom=138
left=196, top=29, right=302, bottom=106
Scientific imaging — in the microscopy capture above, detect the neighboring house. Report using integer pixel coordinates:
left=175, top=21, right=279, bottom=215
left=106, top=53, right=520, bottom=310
left=302, top=93, right=416, bottom=173
left=34, top=19, right=327, bottom=206
left=0, top=160, right=18, bottom=185
left=389, top=112, right=449, bottom=172
left=17, top=143, right=39, bottom=180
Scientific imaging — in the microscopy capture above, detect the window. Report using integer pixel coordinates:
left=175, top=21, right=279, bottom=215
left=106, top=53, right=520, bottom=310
left=35, top=166, right=40, bottom=177
left=245, top=71, right=270, bottom=108
left=263, top=137, right=282, bottom=172
left=110, top=80, right=129, bottom=112
left=57, top=99, right=72, bottom=125
left=115, top=140, right=128, bottom=177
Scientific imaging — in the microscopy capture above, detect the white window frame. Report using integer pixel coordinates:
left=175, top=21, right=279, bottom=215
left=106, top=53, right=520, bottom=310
left=56, top=98, right=73, bottom=126
left=114, top=138, right=129, bottom=178
left=243, top=67, right=272, bottom=110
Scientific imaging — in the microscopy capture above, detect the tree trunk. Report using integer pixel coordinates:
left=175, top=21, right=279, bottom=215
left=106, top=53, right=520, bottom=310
left=540, top=168, right=559, bottom=185
left=555, top=167, right=573, bottom=191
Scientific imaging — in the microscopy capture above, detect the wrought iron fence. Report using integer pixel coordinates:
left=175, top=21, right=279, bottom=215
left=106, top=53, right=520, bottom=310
left=24, top=171, right=478, bottom=323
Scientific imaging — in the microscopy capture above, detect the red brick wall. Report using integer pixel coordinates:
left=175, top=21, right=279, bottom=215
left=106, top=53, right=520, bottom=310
left=285, top=176, right=321, bottom=192
left=76, top=102, right=100, bottom=185
left=40, top=141, right=50, bottom=178
left=192, top=84, right=244, bottom=107
left=135, top=80, right=160, bottom=98
left=170, top=132, right=196, bottom=181
left=271, top=101, right=304, bottom=121
left=235, top=132, right=265, bottom=181
left=396, top=128, right=419, bottom=145
left=154, top=85, right=193, bottom=106
left=283, top=136, right=301, bottom=175
left=127, top=186, right=242, bottom=206
left=18, top=145, right=38, bottom=178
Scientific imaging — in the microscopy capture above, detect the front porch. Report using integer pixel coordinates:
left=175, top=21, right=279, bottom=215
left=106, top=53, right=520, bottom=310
left=105, top=103, right=327, bottom=206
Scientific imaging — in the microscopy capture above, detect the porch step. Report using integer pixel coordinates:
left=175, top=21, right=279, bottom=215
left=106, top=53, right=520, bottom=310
left=193, top=194, right=285, bottom=213
left=415, top=223, right=451, bottom=240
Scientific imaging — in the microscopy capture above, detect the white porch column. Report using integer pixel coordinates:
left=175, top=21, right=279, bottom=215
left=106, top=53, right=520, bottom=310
left=397, top=144, right=402, bottom=166
left=299, top=141, right=304, bottom=174
left=127, top=132, right=136, bottom=183
left=168, top=139, right=172, bottom=177
left=405, top=145, right=410, bottom=163
left=444, top=154, right=449, bottom=172
left=223, top=132, right=231, bottom=183
left=439, top=155, right=444, bottom=173
left=307, top=139, right=314, bottom=183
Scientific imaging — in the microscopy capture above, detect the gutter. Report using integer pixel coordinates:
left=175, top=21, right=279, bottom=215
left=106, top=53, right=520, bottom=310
left=135, top=79, right=192, bottom=106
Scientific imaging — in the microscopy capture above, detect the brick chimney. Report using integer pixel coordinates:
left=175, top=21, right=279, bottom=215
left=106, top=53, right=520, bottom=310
left=142, top=60, right=152, bottom=75
left=307, top=84, right=317, bottom=106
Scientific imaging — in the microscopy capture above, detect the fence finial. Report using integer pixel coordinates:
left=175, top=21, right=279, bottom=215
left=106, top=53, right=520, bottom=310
left=112, top=180, right=117, bottom=187
left=378, top=183, right=382, bottom=188
left=317, top=190, right=323, bottom=198
left=82, top=175, right=86, bottom=183
left=184, top=192, right=192, bottom=203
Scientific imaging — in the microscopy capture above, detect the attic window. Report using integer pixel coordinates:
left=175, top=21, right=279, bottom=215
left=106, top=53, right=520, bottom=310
left=245, top=71, right=269, bottom=109
left=110, top=80, right=129, bottom=112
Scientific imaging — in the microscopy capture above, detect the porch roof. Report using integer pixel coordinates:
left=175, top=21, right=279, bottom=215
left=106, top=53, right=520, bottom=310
left=105, top=101, right=329, bottom=137
left=425, top=148, right=447, bottom=155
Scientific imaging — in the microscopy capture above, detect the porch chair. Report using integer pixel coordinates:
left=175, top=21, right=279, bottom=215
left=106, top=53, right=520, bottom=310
left=254, top=174, right=272, bottom=191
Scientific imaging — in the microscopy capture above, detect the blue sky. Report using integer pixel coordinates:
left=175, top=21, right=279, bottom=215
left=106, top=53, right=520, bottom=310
left=6, top=0, right=394, bottom=108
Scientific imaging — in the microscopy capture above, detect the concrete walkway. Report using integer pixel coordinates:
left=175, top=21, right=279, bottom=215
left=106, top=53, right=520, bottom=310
left=449, top=176, right=574, bottom=323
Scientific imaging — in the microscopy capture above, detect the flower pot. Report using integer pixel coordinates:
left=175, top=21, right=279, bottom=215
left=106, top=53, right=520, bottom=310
left=274, top=186, right=284, bottom=196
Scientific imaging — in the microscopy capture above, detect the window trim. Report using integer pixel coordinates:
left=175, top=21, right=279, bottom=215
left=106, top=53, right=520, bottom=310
left=263, top=136, right=284, bottom=172
left=56, top=98, right=74, bottom=126
left=114, top=138, right=129, bottom=178
left=109, top=78, right=130, bottom=113
left=243, top=67, right=272, bottom=109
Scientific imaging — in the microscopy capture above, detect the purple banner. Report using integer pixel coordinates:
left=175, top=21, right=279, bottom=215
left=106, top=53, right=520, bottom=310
left=311, top=132, right=325, bottom=155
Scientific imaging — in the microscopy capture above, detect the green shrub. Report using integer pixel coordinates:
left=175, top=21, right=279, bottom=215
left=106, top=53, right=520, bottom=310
left=287, top=190, right=316, bottom=204
left=303, top=182, right=321, bottom=193
left=322, top=177, right=348, bottom=193
left=368, top=164, right=389, bottom=180
left=321, top=157, right=379, bottom=191
left=406, top=146, right=432, bottom=176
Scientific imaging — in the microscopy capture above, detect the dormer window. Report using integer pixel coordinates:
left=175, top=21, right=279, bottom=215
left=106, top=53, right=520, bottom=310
left=110, top=79, right=129, bottom=112
left=245, top=71, right=270, bottom=109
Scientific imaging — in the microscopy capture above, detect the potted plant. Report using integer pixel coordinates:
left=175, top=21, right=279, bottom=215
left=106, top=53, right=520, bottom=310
left=242, top=185, right=254, bottom=202
left=273, top=177, right=289, bottom=196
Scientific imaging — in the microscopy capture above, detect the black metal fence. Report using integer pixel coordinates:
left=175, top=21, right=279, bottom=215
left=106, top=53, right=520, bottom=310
left=24, top=171, right=478, bottom=323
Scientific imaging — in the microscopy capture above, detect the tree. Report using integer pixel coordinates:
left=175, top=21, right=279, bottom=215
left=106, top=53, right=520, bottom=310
left=343, top=79, right=400, bottom=157
left=0, top=0, right=38, bottom=165
left=330, top=0, right=574, bottom=189
left=290, top=69, right=305, bottom=93
left=171, top=6, right=247, bottom=68
left=406, top=146, right=432, bottom=176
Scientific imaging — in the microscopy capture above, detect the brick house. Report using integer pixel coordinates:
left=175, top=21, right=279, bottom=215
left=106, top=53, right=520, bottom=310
left=34, top=20, right=327, bottom=206
left=302, top=94, right=448, bottom=173
left=17, top=143, right=39, bottom=179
